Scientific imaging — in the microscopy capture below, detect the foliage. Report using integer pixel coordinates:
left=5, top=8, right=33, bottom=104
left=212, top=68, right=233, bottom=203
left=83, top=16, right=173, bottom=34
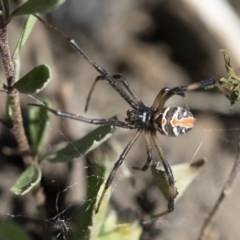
left=0, top=1, right=143, bottom=239
left=218, top=49, right=240, bottom=105
left=151, top=158, right=206, bottom=202
left=0, top=219, right=31, bottom=240
left=45, top=124, right=115, bottom=163
left=10, top=163, right=42, bottom=195
left=0, top=1, right=123, bottom=239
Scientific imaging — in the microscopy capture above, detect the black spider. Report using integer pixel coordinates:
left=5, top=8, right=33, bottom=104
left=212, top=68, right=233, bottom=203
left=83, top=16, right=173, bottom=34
left=30, top=15, right=216, bottom=218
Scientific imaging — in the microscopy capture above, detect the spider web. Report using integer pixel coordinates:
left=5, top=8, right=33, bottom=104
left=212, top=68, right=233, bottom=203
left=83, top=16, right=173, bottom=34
left=0, top=110, right=109, bottom=240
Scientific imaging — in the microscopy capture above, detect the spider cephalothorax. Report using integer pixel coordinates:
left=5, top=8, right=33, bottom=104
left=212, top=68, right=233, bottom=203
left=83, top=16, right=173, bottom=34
left=125, top=106, right=155, bottom=130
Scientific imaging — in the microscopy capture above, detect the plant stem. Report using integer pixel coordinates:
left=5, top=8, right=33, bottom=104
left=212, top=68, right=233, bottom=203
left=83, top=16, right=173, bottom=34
left=197, top=139, right=240, bottom=240
left=0, top=22, right=32, bottom=165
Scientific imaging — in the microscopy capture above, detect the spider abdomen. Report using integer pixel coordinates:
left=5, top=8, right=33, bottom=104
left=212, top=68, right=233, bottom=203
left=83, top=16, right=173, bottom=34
left=155, top=106, right=196, bottom=137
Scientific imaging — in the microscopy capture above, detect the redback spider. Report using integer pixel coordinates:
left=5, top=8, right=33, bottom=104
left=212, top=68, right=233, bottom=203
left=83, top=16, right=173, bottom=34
left=30, top=15, right=217, bottom=218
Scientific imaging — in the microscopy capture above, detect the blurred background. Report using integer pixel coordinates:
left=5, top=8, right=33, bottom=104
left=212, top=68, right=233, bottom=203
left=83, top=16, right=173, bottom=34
left=1, top=0, right=240, bottom=239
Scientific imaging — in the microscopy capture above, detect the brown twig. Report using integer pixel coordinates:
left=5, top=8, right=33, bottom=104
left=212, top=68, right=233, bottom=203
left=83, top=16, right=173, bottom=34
left=197, top=138, right=240, bottom=240
left=0, top=15, right=32, bottom=165
left=0, top=5, right=47, bottom=210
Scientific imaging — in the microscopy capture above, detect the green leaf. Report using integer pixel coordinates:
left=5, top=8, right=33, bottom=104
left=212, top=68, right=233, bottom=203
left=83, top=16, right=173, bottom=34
left=12, top=15, right=37, bottom=59
left=29, top=100, right=49, bottom=155
left=5, top=96, right=12, bottom=119
left=45, top=124, right=115, bottom=163
left=14, top=57, right=21, bottom=81
left=75, top=154, right=142, bottom=240
left=220, top=49, right=236, bottom=77
left=2, top=0, right=9, bottom=8
left=97, top=212, right=142, bottom=240
left=90, top=165, right=112, bottom=240
left=13, top=65, right=51, bottom=94
left=75, top=157, right=110, bottom=240
left=88, top=157, right=142, bottom=240
left=151, top=163, right=178, bottom=201
left=10, top=0, right=65, bottom=16
left=0, top=219, right=31, bottom=240
left=219, top=49, right=240, bottom=105
left=10, top=164, right=42, bottom=195
left=0, top=0, right=10, bottom=18
left=151, top=158, right=207, bottom=201
left=12, top=15, right=37, bottom=81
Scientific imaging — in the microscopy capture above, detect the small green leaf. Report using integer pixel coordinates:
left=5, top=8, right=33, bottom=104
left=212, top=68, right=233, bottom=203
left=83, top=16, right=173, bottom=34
left=0, top=219, right=31, bottom=240
left=45, top=124, right=115, bottom=163
left=151, top=158, right=207, bottom=202
left=10, top=163, right=42, bottom=195
left=2, top=0, right=9, bottom=7
left=14, top=57, right=21, bottom=81
left=1, top=0, right=10, bottom=18
left=90, top=167, right=112, bottom=240
left=220, top=49, right=236, bottom=77
left=97, top=212, right=142, bottom=240
left=12, top=15, right=37, bottom=59
left=88, top=156, right=142, bottom=240
left=13, top=65, right=51, bottom=94
left=75, top=157, right=110, bottom=239
left=29, top=100, right=49, bottom=155
left=151, top=163, right=178, bottom=201
left=219, top=49, right=240, bottom=105
left=5, top=96, right=12, bottom=119
left=10, top=0, right=65, bottom=16
left=75, top=154, right=142, bottom=240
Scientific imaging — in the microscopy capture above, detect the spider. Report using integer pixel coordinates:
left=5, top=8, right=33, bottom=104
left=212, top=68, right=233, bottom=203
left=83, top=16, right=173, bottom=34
left=30, top=15, right=217, bottom=218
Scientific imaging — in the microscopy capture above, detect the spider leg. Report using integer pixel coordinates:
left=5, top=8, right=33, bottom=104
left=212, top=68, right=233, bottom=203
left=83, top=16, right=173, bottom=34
left=95, top=130, right=141, bottom=213
left=85, top=73, right=143, bottom=112
left=69, top=39, right=139, bottom=110
left=132, top=132, right=152, bottom=171
left=142, top=132, right=153, bottom=171
left=152, top=87, right=185, bottom=111
left=184, top=78, right=217, bottom=92
left=85, top=75, right=104, bottom=112
left=112, top=74, right=143, bottom=105
left=151, top=133, right=176, bottom=215
left=172, top=78, right=218, bottom=108
left=152, top=78, right=217, bottom=111
left=170, top=79, right=217, bottom=93
left=34, top=15, right=139, bottom=110
left=28, top=103, right=134, bottom=129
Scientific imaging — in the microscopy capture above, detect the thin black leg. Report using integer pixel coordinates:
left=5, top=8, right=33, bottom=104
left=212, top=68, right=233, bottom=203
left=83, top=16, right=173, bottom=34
left=28, top=103, right=135, bottom=129
left=152, top=87, right=185, bottom=111
left=69, top=39, right=139, bottom=110
left=112, top=73, right=143, bottom=105
left=84, top=73, right=143, bottom=112
left=151, top=133, right=177, bottom=214
left=152, top=79, right=217, bottom=111
left=132, top=132, right=152, bottom=171
left=95, top=130, right=141, bottom=213
left=84, top=75, right=104, bottom=112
